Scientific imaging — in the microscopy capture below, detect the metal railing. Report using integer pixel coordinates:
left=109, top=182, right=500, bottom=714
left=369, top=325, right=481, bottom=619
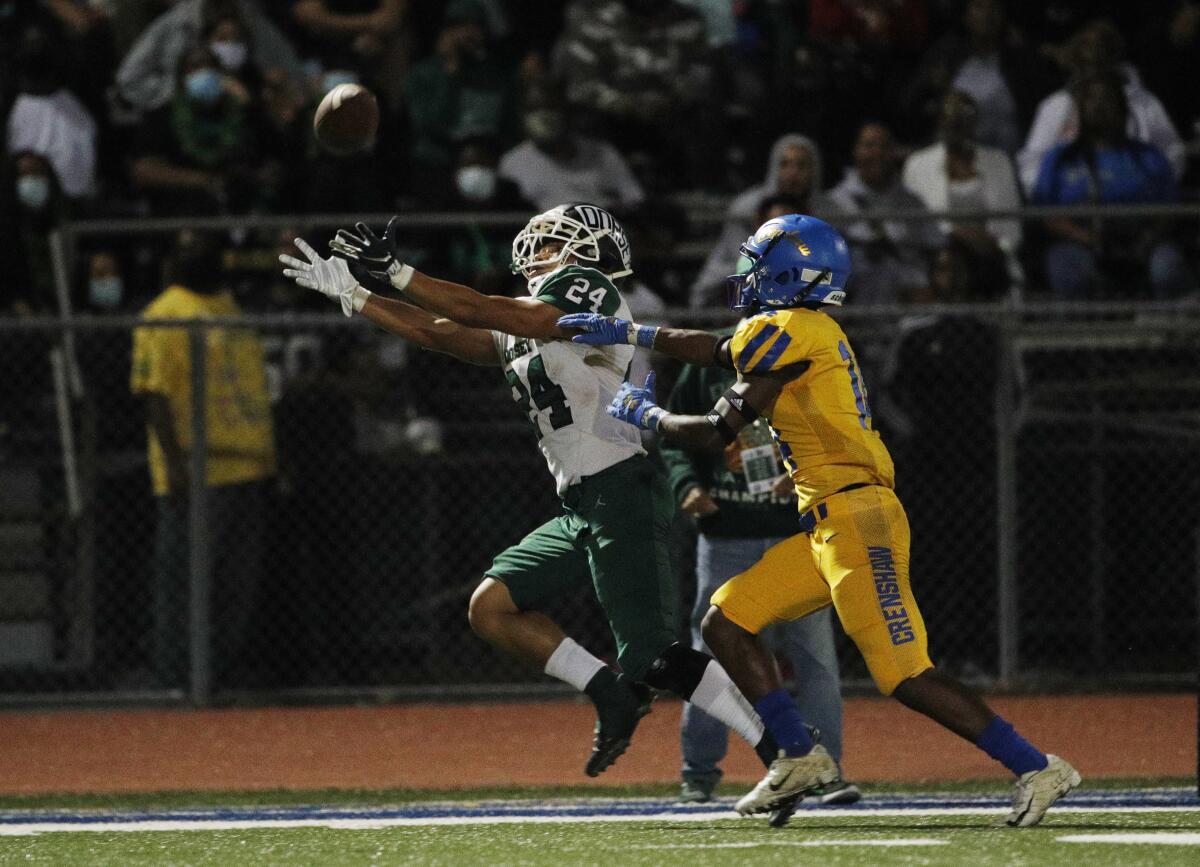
left=0, top=204, right=1196, bottom=706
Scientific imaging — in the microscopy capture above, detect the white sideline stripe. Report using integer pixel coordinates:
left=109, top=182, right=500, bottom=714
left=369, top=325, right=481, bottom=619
left=1, top=805, right=1198, bottom=835
left=1058, top=833, right=1200, bottom=846
left=633, top=839, right=947, bottom=849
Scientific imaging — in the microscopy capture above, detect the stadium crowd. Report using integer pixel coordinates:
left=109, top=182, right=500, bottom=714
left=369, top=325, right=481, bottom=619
left=2, top=0, right=1199, bottom=315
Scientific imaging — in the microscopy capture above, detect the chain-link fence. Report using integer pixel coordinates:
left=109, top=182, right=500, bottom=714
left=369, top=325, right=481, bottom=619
left=1, top=304, right=1196, bottom=704
left=2, top=204, right=1198, bottom=705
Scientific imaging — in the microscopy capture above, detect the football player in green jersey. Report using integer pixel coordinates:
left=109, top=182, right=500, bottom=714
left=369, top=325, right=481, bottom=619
left=281, top=204, right=798, bottom=801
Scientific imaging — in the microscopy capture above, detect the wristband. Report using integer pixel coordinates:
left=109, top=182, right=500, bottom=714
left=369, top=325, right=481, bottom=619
left=642, top=405, right=666, bottom=432
left=705, top=411, right=737, bottom=444
left=627, top=323, right=659, bottom=349
left=351, top=284, right=372, bottom=314
left=389, top=262, right=414, bottom=291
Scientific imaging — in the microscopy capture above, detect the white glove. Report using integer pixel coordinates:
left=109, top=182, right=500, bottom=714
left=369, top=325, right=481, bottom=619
left=279, top=237, right=371, bottom=317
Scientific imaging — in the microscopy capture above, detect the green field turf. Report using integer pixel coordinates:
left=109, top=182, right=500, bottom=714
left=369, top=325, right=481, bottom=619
left=2, top=810, right=1199, bottom=866
left=1, top=783, right=1196, bottom=866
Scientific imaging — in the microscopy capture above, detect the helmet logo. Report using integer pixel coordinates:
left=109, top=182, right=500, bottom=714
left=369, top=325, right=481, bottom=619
left=792, top=238, right=811, bottom=256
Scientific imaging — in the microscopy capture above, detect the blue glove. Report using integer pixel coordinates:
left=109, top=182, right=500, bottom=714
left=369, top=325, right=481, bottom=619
left=608, top=372, right=666, bottom=431
left=557, top=313, right=658, bottom=348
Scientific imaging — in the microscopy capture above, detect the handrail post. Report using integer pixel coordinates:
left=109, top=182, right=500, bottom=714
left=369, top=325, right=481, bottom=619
left=187, top=323, right=212, bottom=706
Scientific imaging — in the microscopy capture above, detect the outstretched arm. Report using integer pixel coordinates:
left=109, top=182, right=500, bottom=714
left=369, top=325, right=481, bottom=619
left=361, top=294, right=499, bottom=366
left=330, top=218, right=568, bottom=338
left=280, top=237, right=499, bottom=366
left=609, top=370, right=789, bottom=452
left=557, top=312, right=735, bottom=369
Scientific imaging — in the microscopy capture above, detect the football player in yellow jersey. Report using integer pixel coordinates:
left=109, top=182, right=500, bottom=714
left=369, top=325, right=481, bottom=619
left=559, top=214, right=1080, bottom=828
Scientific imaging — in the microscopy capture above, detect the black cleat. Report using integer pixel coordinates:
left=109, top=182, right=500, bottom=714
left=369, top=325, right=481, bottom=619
left=585, top=675, right=653, bottom=777
left=767, top=792, right=802, bottom=828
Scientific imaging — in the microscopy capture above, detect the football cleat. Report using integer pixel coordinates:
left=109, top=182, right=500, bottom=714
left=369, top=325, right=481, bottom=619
left=735, top=745, right=840, bottom=815
left=1006, top=755, right=1081, bottom=827
left=585, top=675, right=653, bottom=777
left=767, top=792, right=802, bottom=828
left=815, top=780, right=862, bottom=806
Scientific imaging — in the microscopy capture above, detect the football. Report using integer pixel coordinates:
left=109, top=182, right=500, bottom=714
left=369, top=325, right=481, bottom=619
left=313, top=84, right=379, bottom=155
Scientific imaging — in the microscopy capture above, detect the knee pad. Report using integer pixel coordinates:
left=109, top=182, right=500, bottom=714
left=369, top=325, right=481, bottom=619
left=642, top=642, right=712, bottom=699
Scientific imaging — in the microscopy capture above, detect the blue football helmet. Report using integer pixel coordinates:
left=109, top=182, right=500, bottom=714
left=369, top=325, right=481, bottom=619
left=726, top=214, right=850, bottom=311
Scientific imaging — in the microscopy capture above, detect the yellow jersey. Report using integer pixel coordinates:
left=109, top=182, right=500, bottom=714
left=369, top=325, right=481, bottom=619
left=131, top=286, right=276, bottom=496
left=729, top=307, right=894, bottom=512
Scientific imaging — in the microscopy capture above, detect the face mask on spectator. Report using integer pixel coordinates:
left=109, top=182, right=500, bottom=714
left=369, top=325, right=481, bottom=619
left=16, top=175, right=50, bottom=210
left=456, top=166, right=497, bottom=202
left=210, top=41, right=248, bottom=71
left=89, top=276, right=124, bottom=309
left=322, top=70, right=359, bottom=94
left=525, top=110, right=566, bottom=146
left=185, top=69, right=224, bottom=106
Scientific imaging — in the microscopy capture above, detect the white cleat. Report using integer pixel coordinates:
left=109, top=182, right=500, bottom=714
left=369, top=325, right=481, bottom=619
left=735, top=745, right=840, bottom=816
left=1006, top=755, right=1081, bottom=827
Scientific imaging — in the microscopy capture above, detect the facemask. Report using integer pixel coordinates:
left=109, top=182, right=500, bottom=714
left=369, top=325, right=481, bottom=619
left=456, top=166, right=497, bottom=202
left=210, top=40, right=248, bottom=71
left=184, top=69, right=224, bottom=106
left=16, top=175, right=51, bottom=210
left=89, top=276, right=124, bottom=309
left=524, top=110, right=566, bottom=144
left=322, top=70, right=359, bottom=94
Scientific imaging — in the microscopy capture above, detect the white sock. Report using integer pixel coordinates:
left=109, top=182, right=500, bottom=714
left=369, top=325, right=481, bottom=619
left=690, top=660, right=765, bottom=746
left=544, top=637, right=606, bottom=692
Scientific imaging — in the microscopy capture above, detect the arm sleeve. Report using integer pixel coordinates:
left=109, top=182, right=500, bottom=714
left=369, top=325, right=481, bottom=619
left=659, top=365, right=706, bottom=505
left=533, top=266, right=622, bottom=315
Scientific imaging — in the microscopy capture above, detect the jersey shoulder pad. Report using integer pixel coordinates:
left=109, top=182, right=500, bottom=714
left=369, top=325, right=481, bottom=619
left=534, top=265, right=621, bottom=316
left=729, top=311, right=809, bottom=375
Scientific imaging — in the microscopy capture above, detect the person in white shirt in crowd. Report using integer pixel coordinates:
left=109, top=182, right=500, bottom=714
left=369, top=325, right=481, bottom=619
left=116, top=0, right=304, bottom=113
left=828, top=121, right=941, bottom=305
left=903, top=90, right=1023, bottom=300
left=6, top=26, right=97, bottom=201
left=1016, top=17, right=1184, bottom=194
left=688, top=133, right=835, bottom=309
left=901, top=0, right=1056, bottom=155
left=498, top=78, right=644, bottom=213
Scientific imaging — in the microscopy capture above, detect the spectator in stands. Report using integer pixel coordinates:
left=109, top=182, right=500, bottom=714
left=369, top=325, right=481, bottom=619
left=1032, top=70, right=1192, bottom=300
left=1017, top=18, right=1185, bottom=193
left=689, top=134, right=835, bottom=309
left=807, top=0, right=930, bottom=142
left=5, top=152, right=67, bottom=312
left=828, top=121, right=941, bottom=305
left=288, top=0, right=406, bottom=79
left=6, top=24, right=98, bottom=202
left=128, top=45, right=263, bottom=214
left=901, top=0, right=1057, bottom=153
left=116, top=0, right=304, bottom=114
left=402, top=0, right=520, bottom=203
left=439, top=138, right=532, bottom=292
left=902, top=90, right=1023, bottom=299
left=86, top=252, right=128, bottom=312
left=1136, top=2, right=1200, bottom=183
left=131, top=229, right=276, bottom=688
left=554, top=0, right=718, bottom=188
left=497, top=78, right=644, bottom=213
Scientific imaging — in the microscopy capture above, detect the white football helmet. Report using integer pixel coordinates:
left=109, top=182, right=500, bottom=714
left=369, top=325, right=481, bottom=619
left=511, top=202, right=633, bottom=285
